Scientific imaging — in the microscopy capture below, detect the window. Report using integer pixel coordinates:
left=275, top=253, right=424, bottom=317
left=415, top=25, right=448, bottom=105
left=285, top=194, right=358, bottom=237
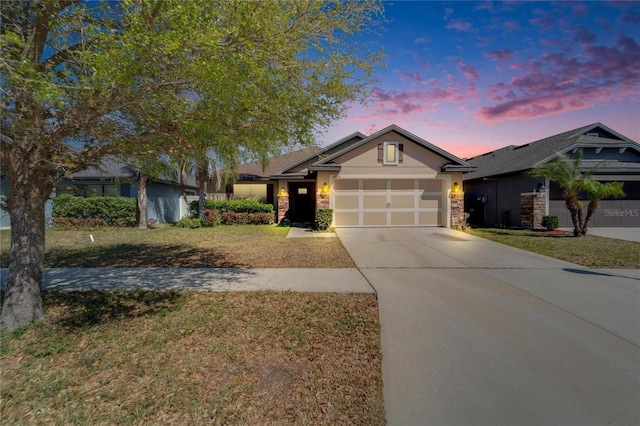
left=379, top=141, right=403, bottom=165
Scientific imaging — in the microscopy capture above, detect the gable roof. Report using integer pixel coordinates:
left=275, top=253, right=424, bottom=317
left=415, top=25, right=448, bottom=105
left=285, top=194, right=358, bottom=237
left=269, top=124, right=475, bottom=178
left=237, top=146, right=323, bottom=180
left=270, top=132, right=366, bottom=178
left=464, top=123, right=640, bottom=181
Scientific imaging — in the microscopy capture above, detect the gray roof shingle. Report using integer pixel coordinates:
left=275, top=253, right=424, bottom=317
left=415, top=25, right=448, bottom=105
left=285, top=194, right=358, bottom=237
left=465, top=123, right=638, bottom=180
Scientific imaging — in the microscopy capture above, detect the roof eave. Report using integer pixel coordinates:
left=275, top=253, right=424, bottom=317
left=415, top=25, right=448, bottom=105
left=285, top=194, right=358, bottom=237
left=441, top=165, right=477, bottom=172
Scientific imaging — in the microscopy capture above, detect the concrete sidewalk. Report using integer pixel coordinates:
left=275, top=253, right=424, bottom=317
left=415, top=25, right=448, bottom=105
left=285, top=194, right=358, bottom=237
left=0, top=268, right=374, bottom=294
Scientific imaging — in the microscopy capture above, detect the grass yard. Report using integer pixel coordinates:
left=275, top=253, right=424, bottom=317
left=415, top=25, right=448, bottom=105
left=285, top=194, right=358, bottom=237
left=465, top=228, right=639, bottom=269
left=0, top=225, right=356, bottom=268
left=1, top=291, right=384, bottom=424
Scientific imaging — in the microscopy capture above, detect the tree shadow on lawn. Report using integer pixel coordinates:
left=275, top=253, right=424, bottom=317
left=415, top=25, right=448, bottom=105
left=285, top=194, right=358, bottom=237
left=45, top=243, right=247, bottom=268
left=43, top=290, right=186, bottom=330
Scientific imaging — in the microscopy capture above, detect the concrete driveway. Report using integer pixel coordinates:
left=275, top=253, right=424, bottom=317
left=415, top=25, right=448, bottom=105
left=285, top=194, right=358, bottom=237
left=336, top=227, right=640, bottom=426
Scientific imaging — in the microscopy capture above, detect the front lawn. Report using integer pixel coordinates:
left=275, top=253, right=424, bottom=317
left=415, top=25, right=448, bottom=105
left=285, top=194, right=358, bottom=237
left=0, top=225, right=355, bottom=268
left=465, top=228, right=639, bottom=269
left=1, top=291, right=384, bottom=424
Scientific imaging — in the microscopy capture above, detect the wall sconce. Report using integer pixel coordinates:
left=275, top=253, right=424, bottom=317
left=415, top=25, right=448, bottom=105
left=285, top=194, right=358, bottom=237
left=278, top=187, right=287, bottom=197
left=453, top=182, right=460, bottom=194
left=319, top=182, right=329, bottom=199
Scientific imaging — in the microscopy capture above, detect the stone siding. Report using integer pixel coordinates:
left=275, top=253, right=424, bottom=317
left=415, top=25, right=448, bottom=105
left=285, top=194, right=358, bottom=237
left=520, top=192, right=546, bottom=230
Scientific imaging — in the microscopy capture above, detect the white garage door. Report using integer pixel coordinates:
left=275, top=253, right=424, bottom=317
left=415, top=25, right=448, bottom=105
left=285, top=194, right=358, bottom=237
left=333, top=179, right=444, bottom=227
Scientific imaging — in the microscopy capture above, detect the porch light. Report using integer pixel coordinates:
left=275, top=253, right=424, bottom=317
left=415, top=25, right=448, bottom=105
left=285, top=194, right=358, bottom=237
left=322, top=182, right=329, bottom=194
left=278, top=187, right=287, bottom=197
left=453, top=182, right=460, bottom=194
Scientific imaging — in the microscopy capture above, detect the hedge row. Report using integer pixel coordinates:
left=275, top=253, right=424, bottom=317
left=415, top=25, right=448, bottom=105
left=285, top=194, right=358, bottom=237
left=189, top=199, right=274, bottom=216
left=52, top=194, right=137, bottom=227
left=179, top=209, right=274, bottom=227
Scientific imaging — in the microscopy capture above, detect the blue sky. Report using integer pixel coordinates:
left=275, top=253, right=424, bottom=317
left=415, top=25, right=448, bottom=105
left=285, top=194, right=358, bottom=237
left=317, top=0, right=640, bottom=159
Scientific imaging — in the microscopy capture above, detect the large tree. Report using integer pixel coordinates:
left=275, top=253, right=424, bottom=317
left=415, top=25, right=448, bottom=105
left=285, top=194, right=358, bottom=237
left=530, top=151, right=624, bottom=237
left=1, top=0, right=383, bottom=330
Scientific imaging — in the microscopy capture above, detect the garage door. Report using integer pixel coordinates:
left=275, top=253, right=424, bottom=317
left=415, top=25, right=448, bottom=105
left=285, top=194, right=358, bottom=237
left=333, top=179, right=444, bottom=226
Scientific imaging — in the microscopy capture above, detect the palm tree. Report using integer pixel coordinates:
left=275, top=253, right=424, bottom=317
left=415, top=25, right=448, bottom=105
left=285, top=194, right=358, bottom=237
left=580, top=180, right=624, bottom=235
left=530, top=150, right=624, bottom=237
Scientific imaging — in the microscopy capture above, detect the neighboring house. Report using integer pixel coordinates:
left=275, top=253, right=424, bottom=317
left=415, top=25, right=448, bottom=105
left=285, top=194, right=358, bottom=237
left=464, top=123, right=640, bottom=228
left=222, top=124, right=476, bottom=228
left=0, top=157, right=198, bottom=228
left=60, top=157, right=198, bottom=223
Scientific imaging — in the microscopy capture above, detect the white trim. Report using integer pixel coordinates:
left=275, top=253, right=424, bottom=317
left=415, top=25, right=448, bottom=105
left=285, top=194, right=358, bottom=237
left=332, top=177, right=448, bottom=227
left=383, top=141, right=399, bottom=165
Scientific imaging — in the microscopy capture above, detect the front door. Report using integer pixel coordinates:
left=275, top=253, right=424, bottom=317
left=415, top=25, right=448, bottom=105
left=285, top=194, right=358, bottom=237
left=289, top=182, right=315, bottom=222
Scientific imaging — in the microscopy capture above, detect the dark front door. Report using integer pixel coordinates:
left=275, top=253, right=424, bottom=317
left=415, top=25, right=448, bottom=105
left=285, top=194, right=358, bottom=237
left=289, top=182, right=315, bottom=222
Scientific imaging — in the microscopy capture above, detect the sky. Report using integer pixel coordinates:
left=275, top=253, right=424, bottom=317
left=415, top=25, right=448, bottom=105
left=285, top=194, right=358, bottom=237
left=316, top=0, right=640, bottom=159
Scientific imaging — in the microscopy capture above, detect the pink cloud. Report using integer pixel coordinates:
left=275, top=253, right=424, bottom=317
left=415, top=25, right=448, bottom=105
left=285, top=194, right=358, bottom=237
left=414, top=36, right=429, bottom=44
left=477, top=34, right=640, bottom=123
left=529, top=9, right=555, bottom=31
left=503, top=20, right=520, bottom=32
left=485, top=49, right=514, bottom=61
left=450, top=57, right=480, bottom=81
left=446, top=19, right=473, bottom=32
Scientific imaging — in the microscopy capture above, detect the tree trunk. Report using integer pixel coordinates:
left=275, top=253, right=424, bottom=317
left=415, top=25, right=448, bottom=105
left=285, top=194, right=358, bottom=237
left=582, top=200, right=598, bottom=236
left=565, top=196, right=582, bottom=237
left=1, top=185, right=49, bottom=331
left=196, top=164, right=208, bottom=220
left=137, top=175, right=148, bottom=230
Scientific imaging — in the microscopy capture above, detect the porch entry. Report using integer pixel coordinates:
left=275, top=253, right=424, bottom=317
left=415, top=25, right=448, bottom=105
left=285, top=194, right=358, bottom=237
left=288, top=182, right=316, bottom=222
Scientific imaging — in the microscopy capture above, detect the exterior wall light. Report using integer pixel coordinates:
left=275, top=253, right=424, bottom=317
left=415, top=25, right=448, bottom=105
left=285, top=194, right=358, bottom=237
left=453, top=182, right=460, bottom=194
left=278, top=187, right=287, bottom=197
left=322, top=182, right=329, bottom=194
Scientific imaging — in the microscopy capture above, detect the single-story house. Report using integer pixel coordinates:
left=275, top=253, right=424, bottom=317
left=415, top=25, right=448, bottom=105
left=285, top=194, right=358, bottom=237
left=219, top=124, right=476, bottom=228
left=59, top=157, right=198, bottom=223
left=0, top=157, right=198, bottom=228
left=463, top=123, right=640, bottom=228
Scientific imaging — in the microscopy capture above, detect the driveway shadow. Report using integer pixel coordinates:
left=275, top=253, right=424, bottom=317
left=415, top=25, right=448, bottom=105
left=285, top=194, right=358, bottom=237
left=563, top=268, right=640, bottom=281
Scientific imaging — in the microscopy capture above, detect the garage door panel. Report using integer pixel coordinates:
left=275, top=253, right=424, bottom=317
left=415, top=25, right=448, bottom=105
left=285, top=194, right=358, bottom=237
left=391, top=194, right=415, bottom=208
left=335, top=195, right=359, bottom=209
left=419, top=211, right=441, bottom=225
left=363, top=195, right=387, bottom=209
left=335, top=180, right=359, bottom=191
left=391, top=179, right=414, bottom=190
left=419, top=197, right=441, bottom=209
left=363, top=179, right=387, bottom=191
left=335, top=212, right=359, bottom=226
left=391, top=211, right=415, bottom=225
left=363, top=212, right=387, bottom=226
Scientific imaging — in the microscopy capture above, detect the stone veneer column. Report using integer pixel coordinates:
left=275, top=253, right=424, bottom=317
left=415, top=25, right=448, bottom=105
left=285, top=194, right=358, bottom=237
left=520, top=192, right=546, bottom=230
left=277, top=194, right=289, bottom=223
left=316, top=193, right=329, bottom=209
left=450, top=192, right=465, bottom=228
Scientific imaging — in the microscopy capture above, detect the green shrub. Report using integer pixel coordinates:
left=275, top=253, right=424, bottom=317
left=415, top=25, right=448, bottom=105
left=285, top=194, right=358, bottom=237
left=220, top=211, right=274, bottom=225
left=202, top=209, right=221, bottom=227
left=52, top=217, right=109, bottom=229
left=541, top=215, right=559, bottom=230
left=176, top=217, right=202, bottom=228
left=53, top=194, right=136, bottom=227
left=314, top=208, right=333, bottom=231
left=189, top=199, right=274, bottom=217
